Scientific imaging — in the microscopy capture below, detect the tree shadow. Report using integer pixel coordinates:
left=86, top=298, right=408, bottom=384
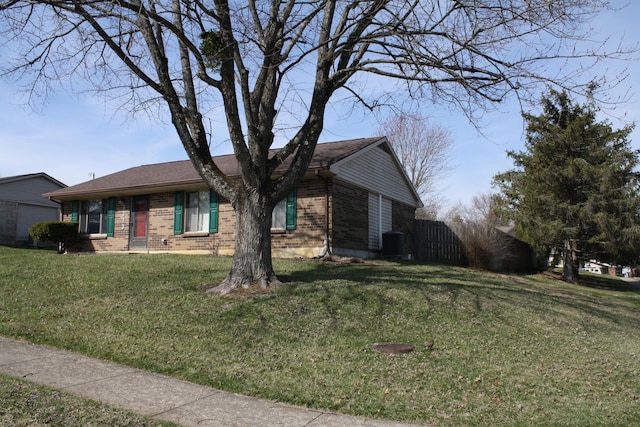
left=541, top=270, right=640, bottom=293
left=273, top=259, right=640, bottom=332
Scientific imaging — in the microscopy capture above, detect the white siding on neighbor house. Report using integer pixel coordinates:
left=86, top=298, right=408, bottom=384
left=368, top=194, right=393, bottom=250
left=0, top=174, right=65, bottom=243
left=16, top=204, right=59, bottom=241
left=0, top=176, right=62, bottom=208
left=332, top=144, right=417, bottom=206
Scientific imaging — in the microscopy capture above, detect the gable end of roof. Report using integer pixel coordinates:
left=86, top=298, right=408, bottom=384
left=0, top=172, right=67, bottom=188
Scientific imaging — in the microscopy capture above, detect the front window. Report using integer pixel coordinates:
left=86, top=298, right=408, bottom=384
left=80, top=200, right=108, bottom=234
left=272, top=198, right=286, bottom=230
left=185, top=191, right=210, bottom=232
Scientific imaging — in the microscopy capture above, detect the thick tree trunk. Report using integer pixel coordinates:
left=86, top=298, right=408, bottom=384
left=562, top=239, right=579, bottom=284
left=209, top=191, right=280, bottom=295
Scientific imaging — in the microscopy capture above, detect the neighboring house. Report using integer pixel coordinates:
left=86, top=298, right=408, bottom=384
left=580, top=259, right=620, bottom=277
left=555, top=257, right=623, bottom=277
left=0, top=173, right=67, bottom=244
left=44, top=137, right=423, bottom=258
left=580, top=260, right=611, bottom=275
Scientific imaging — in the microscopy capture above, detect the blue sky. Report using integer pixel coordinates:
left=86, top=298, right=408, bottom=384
left=1, top=1, right=638, bottom=213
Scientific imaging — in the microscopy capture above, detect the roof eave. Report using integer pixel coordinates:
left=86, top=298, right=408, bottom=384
left=44, top=180, right=206, bottom=201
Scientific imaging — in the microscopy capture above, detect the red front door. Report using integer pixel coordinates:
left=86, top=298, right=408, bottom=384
left=130, top=196, right=148, bottom=250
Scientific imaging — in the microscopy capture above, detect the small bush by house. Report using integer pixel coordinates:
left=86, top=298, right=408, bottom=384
left=29, top=221, right=78, bottom=254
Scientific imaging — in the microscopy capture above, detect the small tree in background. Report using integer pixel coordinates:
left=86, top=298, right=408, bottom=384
left=493, top=90, right=640, bottom=283
left=445, top=193, right=516, bottom=270
left=377, top=112, right=454, bottom=216
left=29, top=221, right=78, bottom=254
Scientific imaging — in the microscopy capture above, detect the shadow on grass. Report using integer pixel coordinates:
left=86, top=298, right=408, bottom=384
left=535, top=269, right=640, bottom=292
left=274, top=259, right=640, bottom=333
left=580, top=275, right=640, bottom=293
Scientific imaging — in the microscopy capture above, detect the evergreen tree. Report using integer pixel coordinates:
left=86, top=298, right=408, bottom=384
left=493, top=90, right=640, bottom=283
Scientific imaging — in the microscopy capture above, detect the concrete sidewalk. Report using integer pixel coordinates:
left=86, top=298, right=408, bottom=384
left=0, top=336, right=425, bottom=427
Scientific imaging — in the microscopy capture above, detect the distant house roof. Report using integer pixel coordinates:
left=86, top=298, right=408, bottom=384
left=496, top=225, right=515, bottom=237
left=0, top=172, right=66, bottom=189
left=44, top=137, right=387, bottom=200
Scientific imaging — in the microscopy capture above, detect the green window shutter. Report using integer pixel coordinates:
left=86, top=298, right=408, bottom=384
left=209, top=190, right=219, bottom=233
left=285, top=188, right=297, bottom=230
left=71, top=200, right=79, bottom=222
left=106, top=197, right=116, bottom=237
left=174, top=192, right=184, bottom=235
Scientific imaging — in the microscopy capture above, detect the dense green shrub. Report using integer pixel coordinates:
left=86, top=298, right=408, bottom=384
left=29, top=221, right=78, bottom=254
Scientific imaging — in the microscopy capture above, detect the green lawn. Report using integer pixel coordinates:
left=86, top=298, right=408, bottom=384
left=1, top=245, right=639, bottom=426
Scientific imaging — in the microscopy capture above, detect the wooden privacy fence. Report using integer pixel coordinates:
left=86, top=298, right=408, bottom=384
left=413, top=219, right=536, bottom=271
left=414, top=220, right=466, bottom=266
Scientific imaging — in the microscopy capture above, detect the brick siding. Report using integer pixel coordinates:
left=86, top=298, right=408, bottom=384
left=0, top=201, right=18, bottom=244
left=60, top=177, right=329, bottom=257
left=330, top=180, right=369, bottom=251
left=146, top=192, right=234, bottom=255
left=60, top=177, right=416, bottom=258
left=271, top=178, right=327, bottom=257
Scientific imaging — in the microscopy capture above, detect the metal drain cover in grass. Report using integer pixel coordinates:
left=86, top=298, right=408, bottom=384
left=372, top=342, right=414, bottom=354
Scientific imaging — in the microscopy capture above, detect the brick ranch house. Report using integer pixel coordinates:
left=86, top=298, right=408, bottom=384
left=44, top=137, right=422, bottom=259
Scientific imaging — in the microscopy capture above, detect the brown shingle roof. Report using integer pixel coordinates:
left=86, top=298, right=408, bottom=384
left=44, top=137, right=383, bottom=199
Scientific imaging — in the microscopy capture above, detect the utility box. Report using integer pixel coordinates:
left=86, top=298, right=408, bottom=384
left=382, top=231, right=405, bottom=258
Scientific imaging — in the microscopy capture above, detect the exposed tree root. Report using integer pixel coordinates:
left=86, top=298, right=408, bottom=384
left=207, top=273, right=282, bottom=296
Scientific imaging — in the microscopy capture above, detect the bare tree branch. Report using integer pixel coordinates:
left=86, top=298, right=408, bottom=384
left=0, top=0, right=634, bottom=289
left=377, top=112, right=455, bottom=210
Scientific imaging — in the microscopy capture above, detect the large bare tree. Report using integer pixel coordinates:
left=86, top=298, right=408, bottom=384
left=0, top=0, right=631, bottom=293
left=377, top=112, right=454, bottom=215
